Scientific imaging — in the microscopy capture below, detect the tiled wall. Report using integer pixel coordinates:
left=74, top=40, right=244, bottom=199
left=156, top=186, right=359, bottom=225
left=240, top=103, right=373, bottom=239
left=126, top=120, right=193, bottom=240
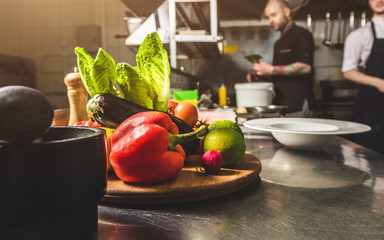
left=0, top=0, right=135, bottom=108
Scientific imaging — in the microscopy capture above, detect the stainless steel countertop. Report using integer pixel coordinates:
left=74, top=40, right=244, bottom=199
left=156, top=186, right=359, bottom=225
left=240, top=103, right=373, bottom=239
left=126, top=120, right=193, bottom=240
left=93, top=128, right=384, bottom=240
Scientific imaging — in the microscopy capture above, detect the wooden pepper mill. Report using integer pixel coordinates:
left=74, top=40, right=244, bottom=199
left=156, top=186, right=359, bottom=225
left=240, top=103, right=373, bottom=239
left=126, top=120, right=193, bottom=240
left=64, top=67, right=89, bottom=126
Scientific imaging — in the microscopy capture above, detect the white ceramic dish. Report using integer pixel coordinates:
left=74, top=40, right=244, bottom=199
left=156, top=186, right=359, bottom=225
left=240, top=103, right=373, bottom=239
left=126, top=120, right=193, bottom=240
left=243, top=118, right=371, bottom=150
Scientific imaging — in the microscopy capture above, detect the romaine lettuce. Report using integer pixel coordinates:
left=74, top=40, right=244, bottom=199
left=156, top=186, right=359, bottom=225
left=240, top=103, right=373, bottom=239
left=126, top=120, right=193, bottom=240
left=75, top=47, right=118, bottom=98
left=135, top=32, right=170, bottom=112
left=75, top=32, right=170, bottom=112
left=116, top=63, right=154, bottom=109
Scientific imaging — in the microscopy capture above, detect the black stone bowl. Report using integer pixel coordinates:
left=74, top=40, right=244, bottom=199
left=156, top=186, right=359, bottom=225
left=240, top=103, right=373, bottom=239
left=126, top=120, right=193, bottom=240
left=0, top=126, right=107, bottom=240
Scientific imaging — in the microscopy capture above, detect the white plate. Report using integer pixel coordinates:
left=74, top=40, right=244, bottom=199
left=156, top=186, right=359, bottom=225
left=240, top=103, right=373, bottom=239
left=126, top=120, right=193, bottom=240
left=243, top=118, right=370, bottom=135
left=244, top=118, right=371, bottom=150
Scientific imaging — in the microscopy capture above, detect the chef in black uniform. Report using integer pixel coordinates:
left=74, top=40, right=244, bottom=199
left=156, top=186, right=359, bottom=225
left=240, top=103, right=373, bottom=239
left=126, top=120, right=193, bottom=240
left=247, top=0, right=315, bottom=117
left=342, top=0, right=384, bottom=154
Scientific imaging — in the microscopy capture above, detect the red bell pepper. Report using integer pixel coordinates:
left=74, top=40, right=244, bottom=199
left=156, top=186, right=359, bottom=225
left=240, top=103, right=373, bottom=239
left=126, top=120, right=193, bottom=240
left=110, top=111, right=208, bottom=183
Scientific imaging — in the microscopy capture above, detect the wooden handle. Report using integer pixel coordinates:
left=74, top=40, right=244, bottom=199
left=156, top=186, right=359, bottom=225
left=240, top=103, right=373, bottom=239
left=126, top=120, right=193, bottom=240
left=64, top=70, right=88, bottom=126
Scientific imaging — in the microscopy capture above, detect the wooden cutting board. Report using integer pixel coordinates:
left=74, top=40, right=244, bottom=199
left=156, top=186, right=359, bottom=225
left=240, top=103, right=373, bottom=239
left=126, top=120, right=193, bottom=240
left=101, top=152, right=262, bottom=204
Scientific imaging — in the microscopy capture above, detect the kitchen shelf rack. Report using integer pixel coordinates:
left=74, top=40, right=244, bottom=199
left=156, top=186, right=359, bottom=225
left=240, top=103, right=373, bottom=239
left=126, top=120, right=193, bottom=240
left=168, top=0, right=222, bottom=68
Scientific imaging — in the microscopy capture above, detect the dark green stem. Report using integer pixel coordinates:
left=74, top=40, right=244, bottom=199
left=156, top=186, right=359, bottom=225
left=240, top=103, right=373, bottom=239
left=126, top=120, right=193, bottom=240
left=86, top=94, right=103, bottom=117
left=168, top=125, right=209, bottom=151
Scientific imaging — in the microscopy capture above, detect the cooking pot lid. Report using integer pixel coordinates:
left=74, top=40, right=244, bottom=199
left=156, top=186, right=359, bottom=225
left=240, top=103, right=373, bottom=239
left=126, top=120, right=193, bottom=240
left=235, top=82, right=274, bottom=90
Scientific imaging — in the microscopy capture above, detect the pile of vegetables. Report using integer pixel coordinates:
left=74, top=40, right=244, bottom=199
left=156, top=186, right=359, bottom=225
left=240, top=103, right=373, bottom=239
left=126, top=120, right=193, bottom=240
left=75, top=32, right=245, bottom=184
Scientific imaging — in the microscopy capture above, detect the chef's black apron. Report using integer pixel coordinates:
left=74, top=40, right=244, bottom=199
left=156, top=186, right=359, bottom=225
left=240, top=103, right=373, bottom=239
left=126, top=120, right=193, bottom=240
left=272, top=24, right=315, bottom=113
left=355, top=21, right=384, bottom=154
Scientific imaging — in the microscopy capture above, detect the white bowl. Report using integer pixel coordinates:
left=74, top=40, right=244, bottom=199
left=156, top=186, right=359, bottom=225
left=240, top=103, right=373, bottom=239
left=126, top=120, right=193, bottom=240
left=271, top=132, right=336, bottom=150
left=244, top=118, right=371, bottom=150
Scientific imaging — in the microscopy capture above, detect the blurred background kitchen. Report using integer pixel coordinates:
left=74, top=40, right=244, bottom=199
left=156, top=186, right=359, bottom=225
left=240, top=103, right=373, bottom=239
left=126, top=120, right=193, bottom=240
left=0, top=0, right=372, bottom=121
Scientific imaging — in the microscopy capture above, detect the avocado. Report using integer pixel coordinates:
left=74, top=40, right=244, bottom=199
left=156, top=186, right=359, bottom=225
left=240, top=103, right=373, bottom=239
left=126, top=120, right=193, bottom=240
left=0, top=85, right=54, bottom=144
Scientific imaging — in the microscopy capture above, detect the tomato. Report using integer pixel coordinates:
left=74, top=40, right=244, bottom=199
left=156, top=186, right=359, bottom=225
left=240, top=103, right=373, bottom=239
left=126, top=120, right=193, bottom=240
left=167, top=100, right=178, bottom=115
left=174, top=102, right=198, bottom=127
left=74, top=120, right=102, bottom=127
left=194, top=119, right=210, bottom=130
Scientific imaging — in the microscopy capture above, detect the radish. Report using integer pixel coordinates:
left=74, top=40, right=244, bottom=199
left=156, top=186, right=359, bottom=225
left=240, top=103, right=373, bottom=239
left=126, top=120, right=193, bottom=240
left=199, top=150, right=223, bottom=174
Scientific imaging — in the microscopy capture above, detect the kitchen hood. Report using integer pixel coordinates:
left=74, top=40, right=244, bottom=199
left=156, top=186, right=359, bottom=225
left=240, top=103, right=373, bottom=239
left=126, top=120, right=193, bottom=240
left=121, top=0, right=371, bottom=25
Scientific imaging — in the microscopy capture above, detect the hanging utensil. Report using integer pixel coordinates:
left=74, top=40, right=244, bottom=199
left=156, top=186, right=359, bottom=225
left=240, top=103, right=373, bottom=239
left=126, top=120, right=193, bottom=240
left=342, top=15, right=348, bottom=45
left=349, top=12, right=355, bottom=33
left=307, top=14, right=312, bottom=32
left=323, top=12, right=333, bottom=47
left=361, top=11, right=367, bottom=27
left=333, top=12, right=344, bottom=49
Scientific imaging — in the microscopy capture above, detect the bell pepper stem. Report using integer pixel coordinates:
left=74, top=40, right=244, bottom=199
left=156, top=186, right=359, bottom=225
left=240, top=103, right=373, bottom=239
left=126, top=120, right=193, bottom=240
left=168, top=125, right=209, bottom=150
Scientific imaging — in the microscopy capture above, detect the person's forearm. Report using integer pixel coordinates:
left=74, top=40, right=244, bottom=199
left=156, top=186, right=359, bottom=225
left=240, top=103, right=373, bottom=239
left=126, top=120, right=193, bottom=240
left=272, top=62, right=312, bottom=76
left=343, top=70, right=383, bottom=88
left=344, top=70, right=384, bottom=93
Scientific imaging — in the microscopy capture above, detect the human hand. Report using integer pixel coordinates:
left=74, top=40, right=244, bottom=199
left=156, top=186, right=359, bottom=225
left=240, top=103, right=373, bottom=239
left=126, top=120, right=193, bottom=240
left=253, top=62, right=274, bottom=76
left=246, top=72, right=259, bottom=82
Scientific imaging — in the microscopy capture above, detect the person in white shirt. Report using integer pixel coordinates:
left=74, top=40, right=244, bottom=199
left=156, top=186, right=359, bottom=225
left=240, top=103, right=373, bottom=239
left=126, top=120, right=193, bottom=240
left=342, top=0, right=384, bottom=154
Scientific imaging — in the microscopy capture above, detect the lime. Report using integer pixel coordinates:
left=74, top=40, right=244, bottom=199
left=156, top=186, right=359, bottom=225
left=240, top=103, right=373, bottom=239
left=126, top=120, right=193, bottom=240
left=208, top=120, right=243, bottom=136
left=204, top=128, right=246, bottom=167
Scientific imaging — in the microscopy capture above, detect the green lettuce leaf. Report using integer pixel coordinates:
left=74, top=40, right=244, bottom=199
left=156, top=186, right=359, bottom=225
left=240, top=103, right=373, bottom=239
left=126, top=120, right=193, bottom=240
left=116, top=63, right=154, bottom=109
left=136, top=32, right=170, bottom=112
left=75, top=32, right=170, bottom=112
left=74, top=47, right=97, bottom=97
left=92, top=48, right=118, bottom=96
left=74, top=47, right=118, bottom=98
